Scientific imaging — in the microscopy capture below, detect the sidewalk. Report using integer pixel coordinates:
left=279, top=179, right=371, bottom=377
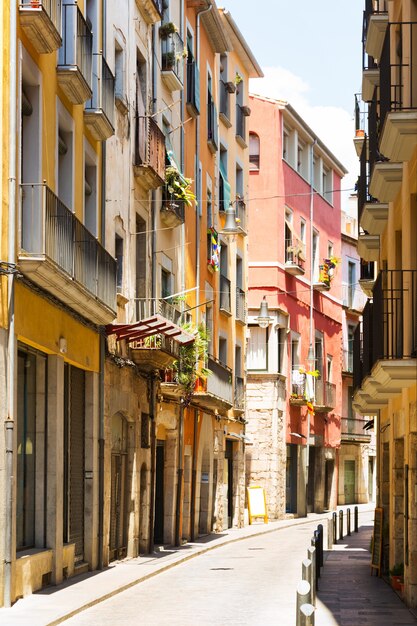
left=316, top=517, right=417, bottom=625
left=1, top=507, right=356, bottom=626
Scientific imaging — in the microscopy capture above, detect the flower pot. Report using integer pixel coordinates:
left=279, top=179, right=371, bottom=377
left=355, top=129, right=365, bottom=138
left=391, top=575, right=402, bottom=591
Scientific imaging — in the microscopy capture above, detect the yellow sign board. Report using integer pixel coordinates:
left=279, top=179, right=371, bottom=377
left=247, top=486, right=268, bottom=524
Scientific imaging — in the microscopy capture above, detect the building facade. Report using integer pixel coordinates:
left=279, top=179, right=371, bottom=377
left=246, top=95, right=346, bottom=519
left=353, top=0, right=417, bottom=607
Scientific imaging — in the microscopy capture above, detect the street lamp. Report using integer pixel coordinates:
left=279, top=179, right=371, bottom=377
left=219, top=202, right=241, bottom=236
left=255, top=296, right=273, bottom=328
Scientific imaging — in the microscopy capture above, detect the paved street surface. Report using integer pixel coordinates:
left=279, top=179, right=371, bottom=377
left=317, top=519, right=417, bottom=626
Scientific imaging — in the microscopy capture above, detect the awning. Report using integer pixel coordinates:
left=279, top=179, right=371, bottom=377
left=219, top=159, right=231, bottom=209
left=106, top=315, right=195, bottom=345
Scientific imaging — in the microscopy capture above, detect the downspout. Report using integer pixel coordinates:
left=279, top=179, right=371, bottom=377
left=5, top=0, right=17, bottom=608
left=190, top=408, right=198, bottom=542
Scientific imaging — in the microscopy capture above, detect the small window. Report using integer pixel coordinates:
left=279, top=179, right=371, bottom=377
left=219, top=337, right=227, bottom=365
left=161, top=268, right=171, bottom=299
left=249, top=132, right=260, bottom=170
left=300, top=219, right=306, bottom=244
left=115, top=234, right=124, bottom=292
left=283, top=131, right=289, bottom=162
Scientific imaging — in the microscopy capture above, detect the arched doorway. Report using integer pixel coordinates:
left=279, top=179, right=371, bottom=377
left=110, top=414, right=128, bottom=561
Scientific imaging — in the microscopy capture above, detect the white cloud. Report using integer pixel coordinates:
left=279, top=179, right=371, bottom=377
left=250, top=66, right=358, bottom=208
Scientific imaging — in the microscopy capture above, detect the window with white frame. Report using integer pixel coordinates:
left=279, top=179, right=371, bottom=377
left=247, top=326, right=268, bottom=370
left=322, top=166, right=333, bottom=204
left=312, top=229, right=319, bottom=281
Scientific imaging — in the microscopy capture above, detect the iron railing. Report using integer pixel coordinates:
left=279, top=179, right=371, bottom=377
left=360, top=260, right=376, bottom=281
left=58, top=4, right=92, bottom=89
left=130, top=333, right=181, bottom=358
left=236, top=104, right=246, bottom=142
left=315, top=380, right=336, bottom=408
left=161, top=31, right=184, bottom=85
left=285, top=237, right=306, bottom=270
left=186, top=60, right=200, bottom=114
left=134, top=115, right=166, bottom=182
left=19, top=0, right=61, bottom=32
left=234, top=375, right=245, bottom=409
left=207, top=355, right=233, bottom=405
left=236, top=287, right=246, bottom=322
left=379, top=22, right=417, bottom=128
left=219, top=274, right=231, bottom=313
left=219, top=80, right=230, bottom=119
left=161, top=192, right=185, bottom=224
left=290, top=369, right=306, bottom=399
left=135, top=297, right=183, bottom=325
left=19, top=183, right=116, bottom=310
left=341, top=417, right=372, bottom=439
left=207, top=94, right=218, bottom=150
left=85, top=53, right=115, bottom=129
left=354, top=93, right=367, bottom=136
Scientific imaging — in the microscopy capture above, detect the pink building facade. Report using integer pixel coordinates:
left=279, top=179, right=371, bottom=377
left=246, top=95, right=347, bottom=517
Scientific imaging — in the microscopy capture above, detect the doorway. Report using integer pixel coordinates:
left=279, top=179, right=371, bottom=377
left=307, top=446, right=316, bottom=513
left=324, top=459, right=334, bottom=511
left=344, top=460, right=356, bottom=504
left=286, top=444, right=298, bottom=513
left=225, top=440, right=234, bottom=528
left=109, top=414, right=128, bottom=561
left=154, top=441, right=165, bottom=544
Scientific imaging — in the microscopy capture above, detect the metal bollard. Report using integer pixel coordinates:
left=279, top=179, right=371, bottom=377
left=308, top=546, right=317, bottom=601
left=313, top=531, right=320, bottom=578
left=317, top=524, right=324, bottom=569
left=332, top=512, right=337, bottom=544
left=354, top=505, right=359, bottom=532
left=328, top=515, right=333, bottom=549
left=296, top=580, right=311, bottom=626
left=339, top=509, right=343, bottom=541
left=300, top=603, right=315, bottom=626
left=347, top=508, right=351, bottom=536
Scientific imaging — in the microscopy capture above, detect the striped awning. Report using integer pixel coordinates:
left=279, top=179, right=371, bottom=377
left=106, top=315, right=195, bottom=345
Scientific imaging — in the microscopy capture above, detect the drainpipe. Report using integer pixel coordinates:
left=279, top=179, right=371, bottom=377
left=5, top=0, right=17, bottom=608
left=174, top=402, right=184, bottom=546
left=190, top=408, right=198, bottom=542
left=98, top=333, right=105, bottom=569
left=148, top=375, right=157, bottom=554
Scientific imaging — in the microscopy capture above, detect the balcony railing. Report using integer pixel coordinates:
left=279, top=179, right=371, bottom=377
left=379, top=22, right=417, bottom=128
left=160, top=192, right=185, bottom=227
left=186, top=60, right=200, bottom=116
left=207, top=95, right=218, bottom=152
left=314, top=380, right=336, bottom=409
left=19, top=0, right=62, bottom=53
left=290, top=369, right=307, bottom=402
left=234, top=375, right=245, bottom=410
left=236, top=287, right=246, bottom=323
left=285, top=238, right=306, bottom=272
left=134, top=115, right=166, bottom=187
left=57, top=4, right=92, bottom=104
left=341, top=417, right=372, bottom=441
left=207, top=356, right=233, bottom=406
left=19, top=183, right=116, bottom=318
left=84, top=53, right=115, bottom=140
left=219, top=80, right=230, bottom=121
left=161, top=31, right=184, bottom=90
left=219, top=274, right=231, bottom=314
left=236, top=104, right=246, bottom=145
left=135, top=297, right=183, bottom=326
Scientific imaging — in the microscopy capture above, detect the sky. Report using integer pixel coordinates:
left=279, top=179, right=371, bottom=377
left=222, top=0, right=364, bottom=207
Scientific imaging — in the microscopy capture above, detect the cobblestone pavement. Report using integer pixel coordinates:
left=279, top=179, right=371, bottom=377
left=316, top=517, right=417, bottom=626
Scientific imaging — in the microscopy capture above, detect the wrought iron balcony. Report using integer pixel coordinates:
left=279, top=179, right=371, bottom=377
left=186, top=60, right=200, bottom=117
left=362, top=11, right=379, bottom=103
left=285, top=238, right=305, bottom=275
left=161, top=32, right=184, bottom=91
left=236, top=104, right=248, bottom=148
left=219, top=274, right=231, bottom=315
left=289, top=370, right=307, bottom=405
left=84, top=53, right=115, bottom=141
left=236, top=287, right=246, bottom=323
left=135, top=298, right=183, bottom=326
left=160, top=194, right=185, bottom=228
left=135, top=0, right=163, bottom=24
left=18, top=183, right=116, bottom=324
left=134, top=116, right=166, bottom=189
left=363, top=0, right=388, bottom=60
left=19, top=0, right=62, bottom=53
left=207, top=95, right=218, bottom=153
left=359, top=260, right=376, bottom=296
left=219, top=80, right=231, bottom=126
left=235, top=197, right=247, bottom=234
left=315, top=380, right=336, bottom=412
left=206, top=356, right=233, bottom=407
left=379, top=22, right=417, bottom=162
left=57, top=4, right=92, bottom=104
left=341, top=417, right=372, bottom=443
left=234, top=375, right=245, bottom=411
left=358, top=137, right=389, bottom=235
left=353, top=93, right=367, bottom=157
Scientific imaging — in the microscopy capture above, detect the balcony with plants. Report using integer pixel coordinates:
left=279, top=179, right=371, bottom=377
left=57, top=4, right=92, bottom=104
left=314, top=379, right=336, bottom=412
left=314, top=257, right=339, bottom=291
left=219, top=79, right=235, bottom=127
left=160, top=24, right=184, bottom=92
left=19, top=0, right=62, bottom=53
left=84, top=53, right=115, bottom=141
left=285, top=238, right=306, bottom=276
left=236, top=103, right=250, bottom=148
left=353, top=93, right=367, bottom=157
left=160, top=166, right=195, bottom=227
left=133, top=115, right=166, bottom=189
left=18, top=182, right=116, bottom=324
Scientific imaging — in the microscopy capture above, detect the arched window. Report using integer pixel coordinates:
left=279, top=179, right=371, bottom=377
left=249, top=132, right=260, bottom=170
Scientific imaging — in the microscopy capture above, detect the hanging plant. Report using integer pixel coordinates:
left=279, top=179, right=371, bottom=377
left=173, top=323, right=211, bottom=406
left=234, top=71, right=243, bottom=86
left=159, top=22, right=178, bottom=38
left=165, top=166, right=196, bottom=206
left=319, top=256, right=340, bottom=286
left=207, top=227, right=220, bottom=272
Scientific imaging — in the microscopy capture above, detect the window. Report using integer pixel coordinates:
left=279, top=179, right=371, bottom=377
left=57, top=102, right=74, bottom=210
left=347, top=325, right=355, bottom=371
left=84, top=150, right=97, bottom=235
left=327, top=241, right=334, bottom=259
left=115, top=235, right=124, bottom=292
left=206, top=304, right=214, bottom=355
left=327, top=355, right=332, bottom=381
left=135, top=214, right=146, bottom=319
left=249, top=132, right=260, bottom=170
left=291, top=335, right=300, bottom=369
left=283, top=130, right=289, bottom=162
left=161, top=268, right=171, bottom=299
left=322, top=166, right=333, bottom=204
left=114, top=40, right=126, bottom=110
left=219, top=53, right=229, bottom=119
left=247, top=326, right=268, bottom=370
left=312, top=230, right=319, bottom=281
left=219, top=146, right=230, bottom=211
left=313, top=156, right=321, bottom=192
left=277, top=327, right=285, bottom=374
left=219, top=336, right=227, bottom=365
left=348, top=261, right=356, bottom=307
left=300, top=219, right=306, bottom=245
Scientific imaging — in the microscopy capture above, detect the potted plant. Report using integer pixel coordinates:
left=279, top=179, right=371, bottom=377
left=389, top=563, right=404, bottom=590
left=162, top=51, right=176, bottom=70
left=173, top=323, right=210, bottom=406
left=159, top=22, right=178, bottom=38
left=164, top=166, right=196, bottom=207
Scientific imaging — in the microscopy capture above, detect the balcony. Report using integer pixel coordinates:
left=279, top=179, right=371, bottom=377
left=19, top=0, right=62, bottom=54
left=84, top=54, right=115, bottom=141
left=369, top=162, right=402, bottom=203
left=235, top=197, right=247, bottom=234
left=219, top=80, right=233, bottom=127
left=357, top=137, right=388, bottom=235
left=236, top=104, right=249, bottom=148
left=285, top=239, right=305, bottom=276
left=161, top=32, right=184, bottom=92
left=136, top=0, right=163, bottom=24
left=359, top=260, right=376, bottom=297
left=186, top=61, right=200, bottom=117
left=160, top=195, right=185, bottom=228
left=234, top=375, right=245, bottom=411
left=18, top=183, right=116, bottom=324
left=57, top=4, right=92, bottom=104
left=314, top=380, right=336, bottom=412
left=353, top=270, right=417, bottom=409
left=357, top=233, right=380, bottom=262
left=361, top=56, right=379, bottom=102
left=341, top=418, right=372, bottom=443
left=364, top=0, right=388, bottom=60
left=131, top=333, right=181, bottom=372
left=353, top=93, right=367, bottom=157
left=207, top=95, right=218, bottom=153
left=193, top=356, right=233, bottom=412
left=289, top=370, right=307, bottom=406
left=379, top=22, right=417, bottom=162
left=236, top=287, right=246, bottom=324
left=134, top=116, right=166, bottom=189
left=342, top=283, right=368, bottom=313
left=219, top=274, right=231, bottom=315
